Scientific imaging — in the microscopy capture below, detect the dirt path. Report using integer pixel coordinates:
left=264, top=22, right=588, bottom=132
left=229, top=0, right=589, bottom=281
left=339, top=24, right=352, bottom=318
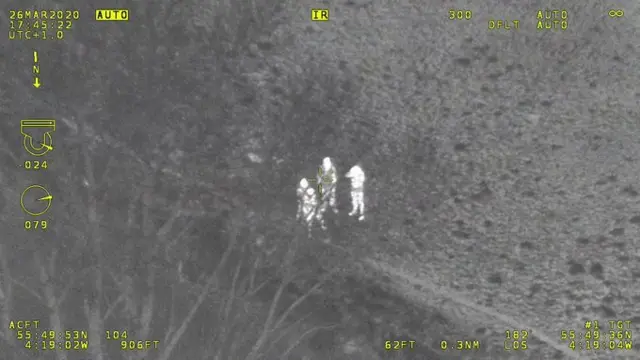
left=364, top=257, right=617, bottom=360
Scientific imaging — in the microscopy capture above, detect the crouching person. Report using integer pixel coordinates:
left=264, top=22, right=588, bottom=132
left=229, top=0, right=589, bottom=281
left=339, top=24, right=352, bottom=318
left=297, top=178, right=317, bottom=234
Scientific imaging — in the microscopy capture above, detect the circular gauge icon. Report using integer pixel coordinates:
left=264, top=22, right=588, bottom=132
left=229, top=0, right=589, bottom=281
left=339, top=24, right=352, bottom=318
left=23, top=133, right=53, bottom=156
left=21, top=185, right=52, bottom=216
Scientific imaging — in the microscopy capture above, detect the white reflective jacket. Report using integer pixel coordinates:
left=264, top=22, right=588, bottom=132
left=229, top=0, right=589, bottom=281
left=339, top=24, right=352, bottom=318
left=345, top=165, right=365, bottom=190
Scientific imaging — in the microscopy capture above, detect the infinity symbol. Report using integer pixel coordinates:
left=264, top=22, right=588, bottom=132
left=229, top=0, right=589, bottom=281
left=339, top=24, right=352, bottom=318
left=608, top=9, right=624, bottom=17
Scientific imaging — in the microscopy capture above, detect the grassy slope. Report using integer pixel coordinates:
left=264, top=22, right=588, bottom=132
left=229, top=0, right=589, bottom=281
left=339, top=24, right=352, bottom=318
left=279, top=1, right=640, bottom=359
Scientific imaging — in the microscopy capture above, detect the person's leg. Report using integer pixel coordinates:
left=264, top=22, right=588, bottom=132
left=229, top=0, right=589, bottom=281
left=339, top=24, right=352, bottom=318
left=316, top=206, right=327, bottom=230
left=349, top=190, right=357, bottom=216
left=356, top=191, right=364, bottom=220
left=329, top=186, right=338, bottom=213
left=305, top=207, right=315, bottom=234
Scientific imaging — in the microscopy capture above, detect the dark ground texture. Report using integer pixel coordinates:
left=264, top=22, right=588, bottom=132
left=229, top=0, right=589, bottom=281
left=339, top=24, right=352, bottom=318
left=1, top=0, right=640, bottom=359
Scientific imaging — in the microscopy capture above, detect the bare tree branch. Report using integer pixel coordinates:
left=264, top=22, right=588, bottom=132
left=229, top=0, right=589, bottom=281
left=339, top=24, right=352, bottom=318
left=266, top=311, right=314, bottom=353
left=6, top=276, right=42, bottom=303
left=281, top=324, right=338, bottom=359
left=38, top=250, right=66, bottom=360
left=83, top=132, right=105, bottom=360
left=103, top=291, right=127, bottom=322
left=56, top=266, right=94, bottom=308
left=245, top=274, right=289, bottom=360
left=157, top=224, right=239, bottom=360
left=0, top=243, right=14, bottom=342
left=272, top=280, right=324, bottom=332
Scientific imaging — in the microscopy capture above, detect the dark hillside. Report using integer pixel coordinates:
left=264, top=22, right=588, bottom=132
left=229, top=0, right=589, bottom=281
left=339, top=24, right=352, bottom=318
left=1, top=1, right=639, bottom=360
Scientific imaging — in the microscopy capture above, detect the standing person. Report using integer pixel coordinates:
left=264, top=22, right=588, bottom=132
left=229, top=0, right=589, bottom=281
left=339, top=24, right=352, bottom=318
left=316, top=157, right=338, bottom=230
left=345, top=164, right=365, bottom=221
left=296, top=178, right=317, bottom=234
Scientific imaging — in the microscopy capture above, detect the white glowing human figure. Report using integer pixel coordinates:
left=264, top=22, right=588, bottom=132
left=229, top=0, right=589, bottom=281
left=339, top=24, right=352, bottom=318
left=296, top=178, right=317, bottom=232
left=316, top=157, right=338, bottom=230
left=345, top=164, right=365, bottom=221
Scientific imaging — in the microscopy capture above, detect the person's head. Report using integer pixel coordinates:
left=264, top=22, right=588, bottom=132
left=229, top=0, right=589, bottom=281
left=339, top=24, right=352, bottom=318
left=300, top=178, right=309, bottom=188
left=322, top=157, right=332, bottom=169
left=348, top=164, right=362, bottom=176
